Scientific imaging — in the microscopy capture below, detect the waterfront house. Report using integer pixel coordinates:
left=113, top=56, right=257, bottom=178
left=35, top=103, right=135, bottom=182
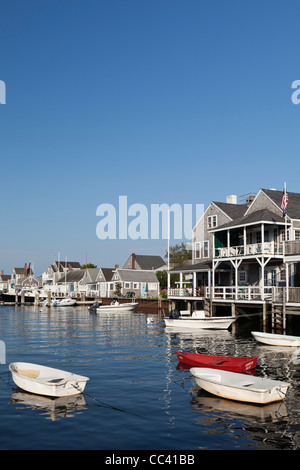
left=0, top=272, right=10, bottom=292
left=111, top=268, right=160, bottom=298
left=123, top=253, right=167, bottom=271
left=56, top=268, right=86, bottom=295
left=168, top=188, right=300, bottom=321
left=42, top=261, right=81, bottom=289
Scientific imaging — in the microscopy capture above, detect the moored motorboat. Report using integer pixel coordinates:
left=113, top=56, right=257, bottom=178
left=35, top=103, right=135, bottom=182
left=251, top=331, right=300, bottom=347
left=190, top=368, right=290, bottom=404
left=164, top=310, right=236, bottom=330
left=176, top=351, right=257, bottom=372
left=9, top=362, right=89, bottom=397
left=96, top=300, right=138, bottom=313
left=55, top=298, right=77, bottom=307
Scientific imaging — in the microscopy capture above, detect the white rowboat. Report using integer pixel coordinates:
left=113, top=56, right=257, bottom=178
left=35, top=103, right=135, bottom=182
left=9, top=362, right=89, bottom=397
left=251, top=331, right=300, bottom=347
left=190, top=368, right=290, bottom=404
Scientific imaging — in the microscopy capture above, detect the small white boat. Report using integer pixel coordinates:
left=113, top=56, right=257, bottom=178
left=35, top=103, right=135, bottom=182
left=251, top=331, right=300, bottom=347
left=190, top=368, right=290, bottom=405
left=164, top=311, right=236, bottom=330
left=9, top=362, right=89, bottom=397
left=55, top=298, right=77, bottom=307
left=96, top=300, right=138, bottom=313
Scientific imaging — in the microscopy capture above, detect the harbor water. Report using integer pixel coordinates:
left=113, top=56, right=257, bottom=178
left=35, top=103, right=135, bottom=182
left=1, top=305, right=300, bottom=450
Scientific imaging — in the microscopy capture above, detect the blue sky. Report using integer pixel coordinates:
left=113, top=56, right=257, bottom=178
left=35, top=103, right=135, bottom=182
left=1, top=0, right=300, bottom=275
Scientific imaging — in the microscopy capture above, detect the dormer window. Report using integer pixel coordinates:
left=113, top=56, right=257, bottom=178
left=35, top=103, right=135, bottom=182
left=207, top=215, right=217, bottom=229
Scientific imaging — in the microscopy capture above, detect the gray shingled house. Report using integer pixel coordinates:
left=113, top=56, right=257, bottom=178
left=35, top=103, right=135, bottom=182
left=169, top=188, right=300, bottom=307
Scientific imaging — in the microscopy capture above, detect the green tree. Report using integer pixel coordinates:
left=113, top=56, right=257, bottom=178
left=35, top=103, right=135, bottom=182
left=81, top=263, right=98, bottom=269
left=165, top=242, right=192, bottom=268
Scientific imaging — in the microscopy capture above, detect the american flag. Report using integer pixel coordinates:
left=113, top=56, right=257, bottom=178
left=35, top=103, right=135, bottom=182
left=281, top=189, right=289, bottom=217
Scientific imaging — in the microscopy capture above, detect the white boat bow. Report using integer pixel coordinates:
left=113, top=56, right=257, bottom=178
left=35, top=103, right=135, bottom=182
left=9, top=362, right=89, bottom=397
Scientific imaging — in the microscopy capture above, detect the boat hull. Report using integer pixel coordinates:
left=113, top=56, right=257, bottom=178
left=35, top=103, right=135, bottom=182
left=164, top=316, right=236, bottom=330
left=176, top=351, right=257, bottom=372
left=96, top=302, right=138, bottom=313
left=252, top=331, right=300, bottom=347
left=9, top=362, right=89, bottom=398
left=190, top=368, right=290, bottom=404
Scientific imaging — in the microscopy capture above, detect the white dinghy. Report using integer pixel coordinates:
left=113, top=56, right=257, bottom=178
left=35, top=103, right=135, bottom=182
left=251, top=331, right=300, bottom=347
left=9, top=362, right=89, bottom=398
left=190, top=368, right=290, bottom=405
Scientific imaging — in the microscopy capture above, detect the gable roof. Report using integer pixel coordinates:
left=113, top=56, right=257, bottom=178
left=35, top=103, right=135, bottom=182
left=262, top=189, right=300, bottom=219
left=210, top=208, right=287, bottom=232
left=114, top=269, right=158, bottom=282
left=57, top=270, right=85, bottom=284
left=212, top=201, right=247, bottom=220
left=100, top=268, right=114, bottom=281
left=135, top=255, right=166, bottom=270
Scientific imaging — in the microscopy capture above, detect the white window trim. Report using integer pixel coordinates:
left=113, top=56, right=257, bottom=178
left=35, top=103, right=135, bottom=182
left=207, top=215, right=217, bottom=229
left=195, top=242, right=201, bottom=259
left=203, top=240, right=209, bottom=258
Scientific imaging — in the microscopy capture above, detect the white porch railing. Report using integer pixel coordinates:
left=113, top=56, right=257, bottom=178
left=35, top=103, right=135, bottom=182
left=168, top=286, right=300, bottom=302
left=215, top=241, right=283, bottom=258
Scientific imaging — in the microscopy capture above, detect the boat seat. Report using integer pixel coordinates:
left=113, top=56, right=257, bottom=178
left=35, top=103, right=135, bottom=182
left=38, top=376, right=65, bottom=383
left=17, top=369, right=40, bottom=379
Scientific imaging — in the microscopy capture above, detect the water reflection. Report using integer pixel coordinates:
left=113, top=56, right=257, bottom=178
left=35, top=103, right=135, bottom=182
left=9, top=390, right=88, bottom=421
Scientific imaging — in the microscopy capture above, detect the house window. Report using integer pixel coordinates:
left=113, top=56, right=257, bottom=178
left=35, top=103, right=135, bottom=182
left=280, top=269, right=286, bottom=282
left=133, top=283, right=138, bottom=289
left=207, top=215, right=217, bottom=229
left=256, top=232, right=261, bottom=244
left=280, top=230, right=290, bottom=242
left=264, top=230, right=269, bottom=242
left=203, top=241, right=209, bottom=258
left=295, top=230, right=300, bottom=240
left=238, top=271, right=247, bottom=284
left=148, top=283, right=157, bottom=290
left=109, top=283, right=114, bottom=291
left=195, top=242, right=201, bottom=259
left=124, top=282, right=130, bottom=289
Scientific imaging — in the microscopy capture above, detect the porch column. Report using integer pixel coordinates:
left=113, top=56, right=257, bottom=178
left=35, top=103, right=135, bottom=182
left=227, top=230, right=230, bottom=255
left=208, top=270, right=211, bottom=298
left=193, top=271, right=196, bottom=296
left=286, top=262, right=289, bottom=303
left=179, top=272, right=183, bottom=296
left=261, top=223, right=264, bottom=254
left=167, top=271, right=170, bottom=297
left=261, top=258, right=265, bottom=301
left=243, top=226, right=246, bottom=255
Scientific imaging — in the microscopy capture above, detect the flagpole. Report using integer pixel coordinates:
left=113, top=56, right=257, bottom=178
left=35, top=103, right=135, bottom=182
left=284, top=181, right=287, bottom=242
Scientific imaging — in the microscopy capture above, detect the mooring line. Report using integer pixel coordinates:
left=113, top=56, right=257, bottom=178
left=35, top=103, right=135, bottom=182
left=71, top=384, right=147, bottom=419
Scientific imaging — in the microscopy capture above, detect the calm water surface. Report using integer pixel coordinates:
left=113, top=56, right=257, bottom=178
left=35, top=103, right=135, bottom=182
left=0, top=305, right=300, bottom=450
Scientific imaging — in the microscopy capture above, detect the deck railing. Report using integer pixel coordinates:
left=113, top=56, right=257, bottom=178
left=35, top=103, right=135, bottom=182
left=168, top=286, right=300, bottom=303
left=215, top=241, right=283, bottom=258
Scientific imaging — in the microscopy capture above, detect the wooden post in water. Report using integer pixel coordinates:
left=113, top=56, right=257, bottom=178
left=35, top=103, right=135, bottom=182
left=47, top=290, right=51, bottom=308
left=21, top=290, right=25, bottom=305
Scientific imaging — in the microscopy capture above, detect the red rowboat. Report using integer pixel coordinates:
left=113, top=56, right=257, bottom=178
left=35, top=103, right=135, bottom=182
left=176, top=351, right=257, bottom=372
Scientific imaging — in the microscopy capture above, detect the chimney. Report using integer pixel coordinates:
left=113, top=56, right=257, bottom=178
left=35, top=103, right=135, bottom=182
left=226, top=195, right=237, bottom=204
left=132, top=253, right=136, bottom=269
left=24, top=263, right=27, bottom=276
left=1, top=270, right=3, bottom=275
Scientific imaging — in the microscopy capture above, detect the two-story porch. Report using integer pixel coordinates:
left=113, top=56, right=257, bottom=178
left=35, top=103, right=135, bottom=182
left=168, top=214, right=300, bottom=306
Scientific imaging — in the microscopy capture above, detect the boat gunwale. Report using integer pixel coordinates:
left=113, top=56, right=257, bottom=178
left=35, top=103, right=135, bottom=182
left=9, top=363, right=89, bottom=387
left=190, top=368, right=290, bottom=394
